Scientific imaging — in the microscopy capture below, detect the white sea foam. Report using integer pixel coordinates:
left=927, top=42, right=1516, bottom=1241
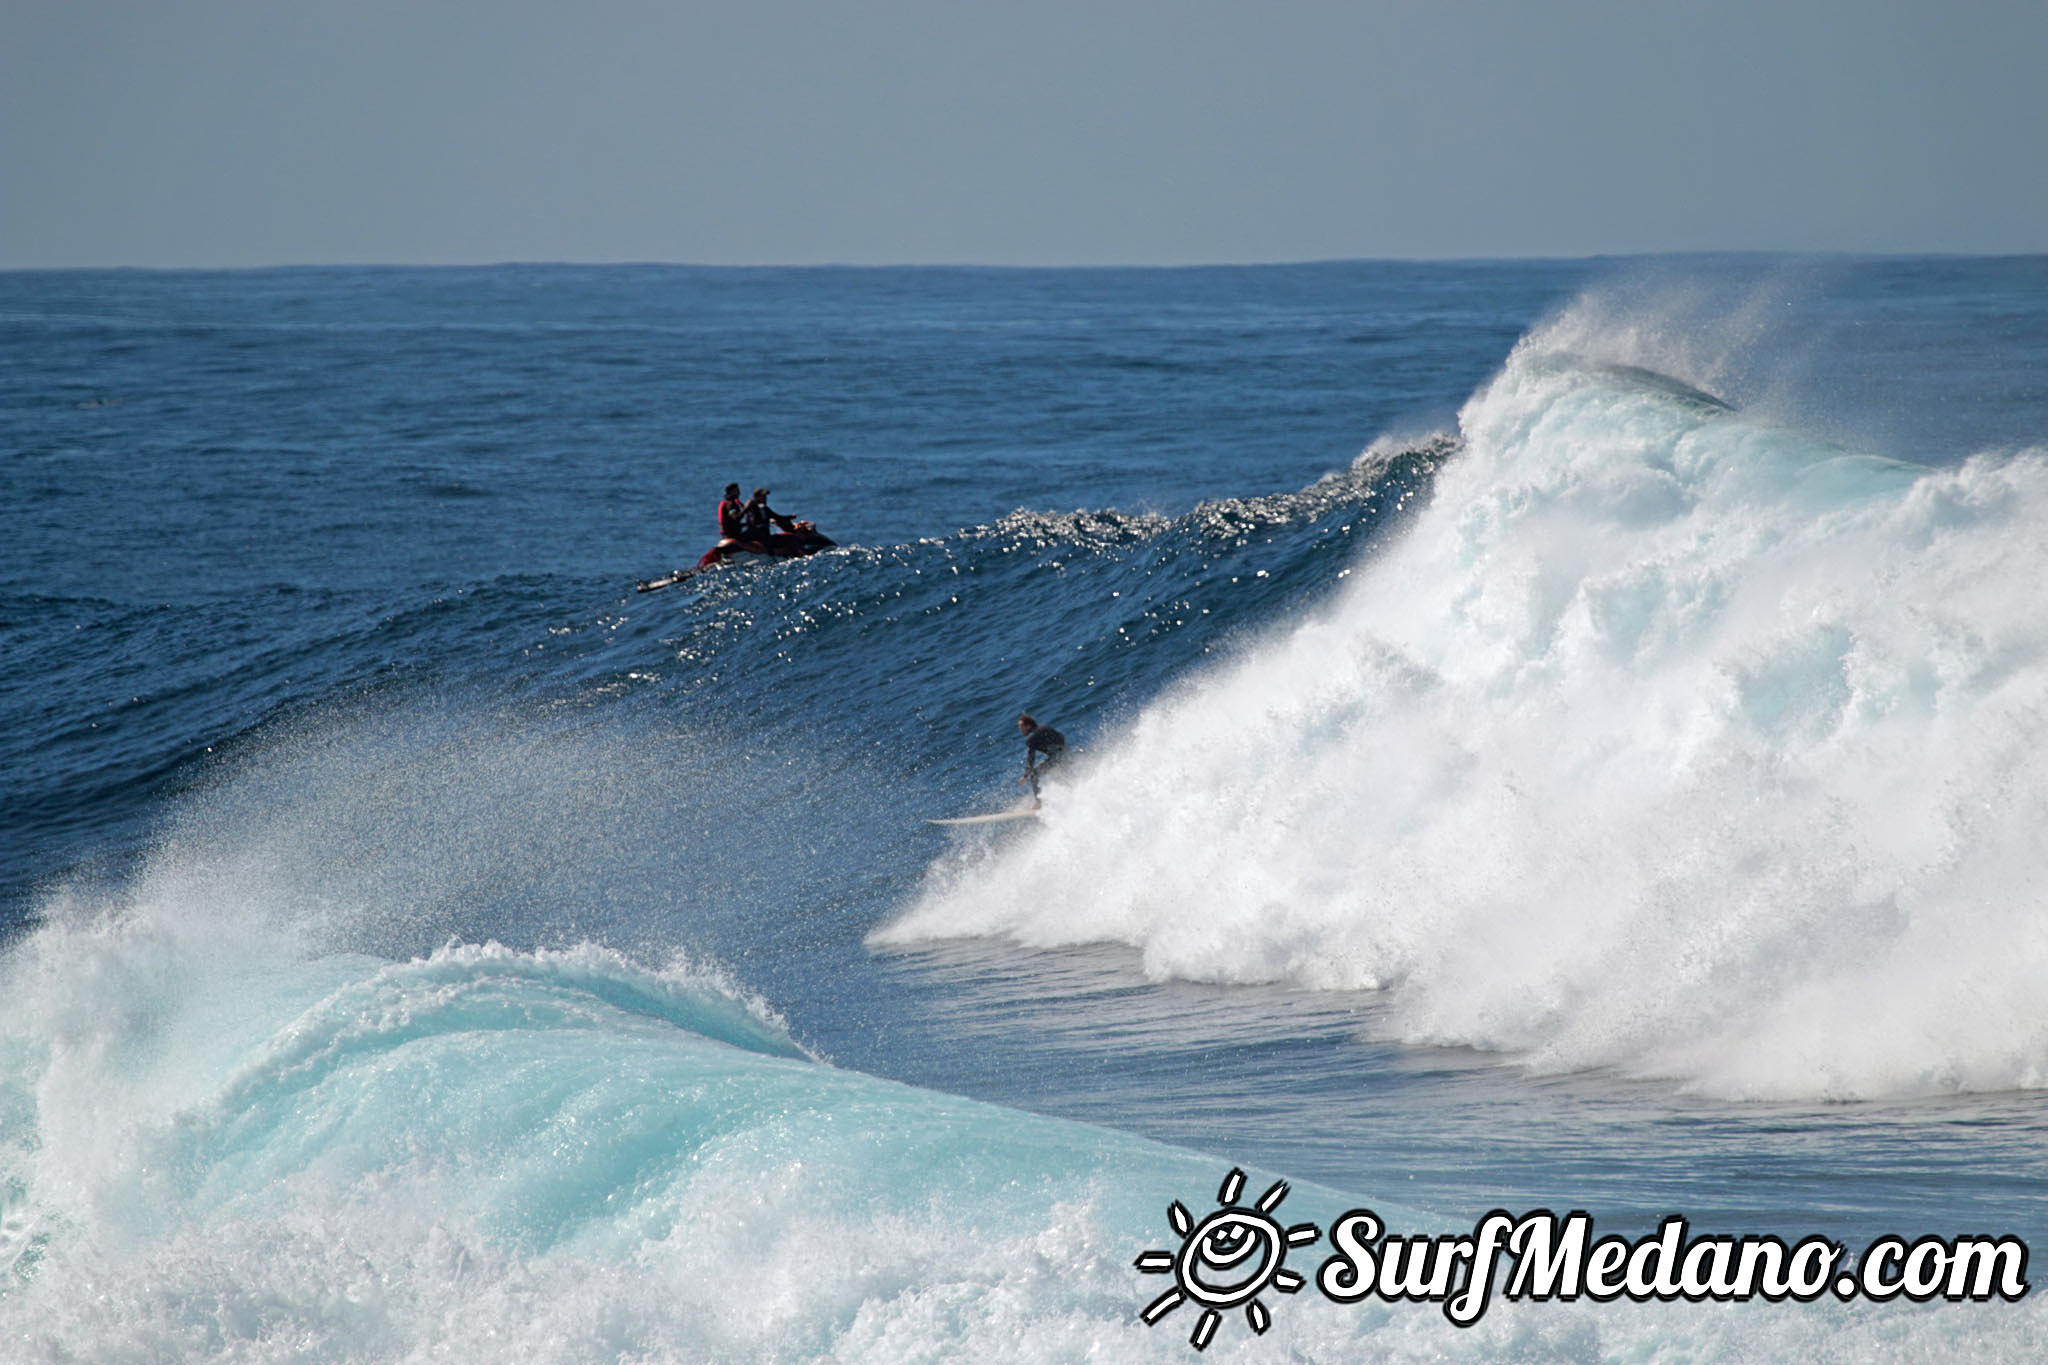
left=880, top=303, right=2048, bottom=1102
left=0, top=867, right=1327, bottom=1363
left=0, top=876, right=1146, bottom=1360
left=6, top=904, right=2042, bottom=1362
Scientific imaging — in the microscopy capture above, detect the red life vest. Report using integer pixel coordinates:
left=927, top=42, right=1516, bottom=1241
left=718, top=496, right=747, bottom=539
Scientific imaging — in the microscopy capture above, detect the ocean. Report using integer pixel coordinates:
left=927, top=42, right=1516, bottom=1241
left=3, top=256, right=2045, bottom=1360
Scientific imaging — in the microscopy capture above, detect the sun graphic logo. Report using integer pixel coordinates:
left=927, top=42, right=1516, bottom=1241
left=1134, top=1168, right=1322, bottom=1350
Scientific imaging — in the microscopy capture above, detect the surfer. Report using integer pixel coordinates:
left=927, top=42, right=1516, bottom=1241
left=1017, top=713, right=1066, bottom=806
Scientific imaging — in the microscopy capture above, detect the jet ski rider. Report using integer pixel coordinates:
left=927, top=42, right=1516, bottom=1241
left=717, top=483, right=749, bottom=544
left=742, top=487, right=797, bottom=544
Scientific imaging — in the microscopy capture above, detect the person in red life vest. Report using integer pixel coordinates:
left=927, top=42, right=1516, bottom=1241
left=717, top=483, right=752, bottom=546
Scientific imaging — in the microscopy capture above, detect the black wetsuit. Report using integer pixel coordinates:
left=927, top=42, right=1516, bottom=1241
left=1023, top=724, right=1066, bottom=795
left=742, top=498, right=792, bottom=543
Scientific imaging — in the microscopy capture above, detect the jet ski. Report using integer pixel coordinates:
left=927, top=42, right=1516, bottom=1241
left=637, top=522, right=836, bottom=592
left=693, top=522, right=836, bottom=570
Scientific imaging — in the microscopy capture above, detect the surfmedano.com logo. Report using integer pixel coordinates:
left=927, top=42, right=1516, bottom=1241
left=1136, top=1168, right=2030, bottom=1351
left=1134, top=1168, right=1321, bottom=1350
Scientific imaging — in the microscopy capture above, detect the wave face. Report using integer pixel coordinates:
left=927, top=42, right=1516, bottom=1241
left=882, top=303, right=2048, bottom=1102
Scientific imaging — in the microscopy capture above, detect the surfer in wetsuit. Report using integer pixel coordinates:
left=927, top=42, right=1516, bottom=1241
left=1017, top=713, right=1066, bottom=806
left=742, top=487, right=796, bottom=544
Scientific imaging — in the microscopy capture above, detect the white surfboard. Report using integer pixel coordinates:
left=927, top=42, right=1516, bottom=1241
left=927, top=807, right=1040, bottom=826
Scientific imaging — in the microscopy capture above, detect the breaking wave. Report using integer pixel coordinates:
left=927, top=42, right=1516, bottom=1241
left=881, top=305, right=2048, bottom=1102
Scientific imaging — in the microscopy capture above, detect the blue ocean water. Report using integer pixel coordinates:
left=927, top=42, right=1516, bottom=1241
left=4, top=257, right=2047, bottom=1360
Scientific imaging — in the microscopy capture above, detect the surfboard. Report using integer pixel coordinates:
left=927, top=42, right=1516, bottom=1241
left=927, top=807, right=1040, bottom=826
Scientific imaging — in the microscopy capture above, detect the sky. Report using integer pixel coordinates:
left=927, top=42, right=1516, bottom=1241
left=3, top=0, right=2044, bottom=268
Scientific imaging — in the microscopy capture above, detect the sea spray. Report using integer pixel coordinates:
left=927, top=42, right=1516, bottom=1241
left=880, top=309, right=2048, bottom=1102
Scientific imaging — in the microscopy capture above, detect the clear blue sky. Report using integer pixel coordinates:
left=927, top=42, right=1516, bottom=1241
left=4, top=0, right=2044, bottom=267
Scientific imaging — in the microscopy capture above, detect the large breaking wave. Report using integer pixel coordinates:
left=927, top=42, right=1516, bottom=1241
left=880, top=302, right=2048, bottom=1102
